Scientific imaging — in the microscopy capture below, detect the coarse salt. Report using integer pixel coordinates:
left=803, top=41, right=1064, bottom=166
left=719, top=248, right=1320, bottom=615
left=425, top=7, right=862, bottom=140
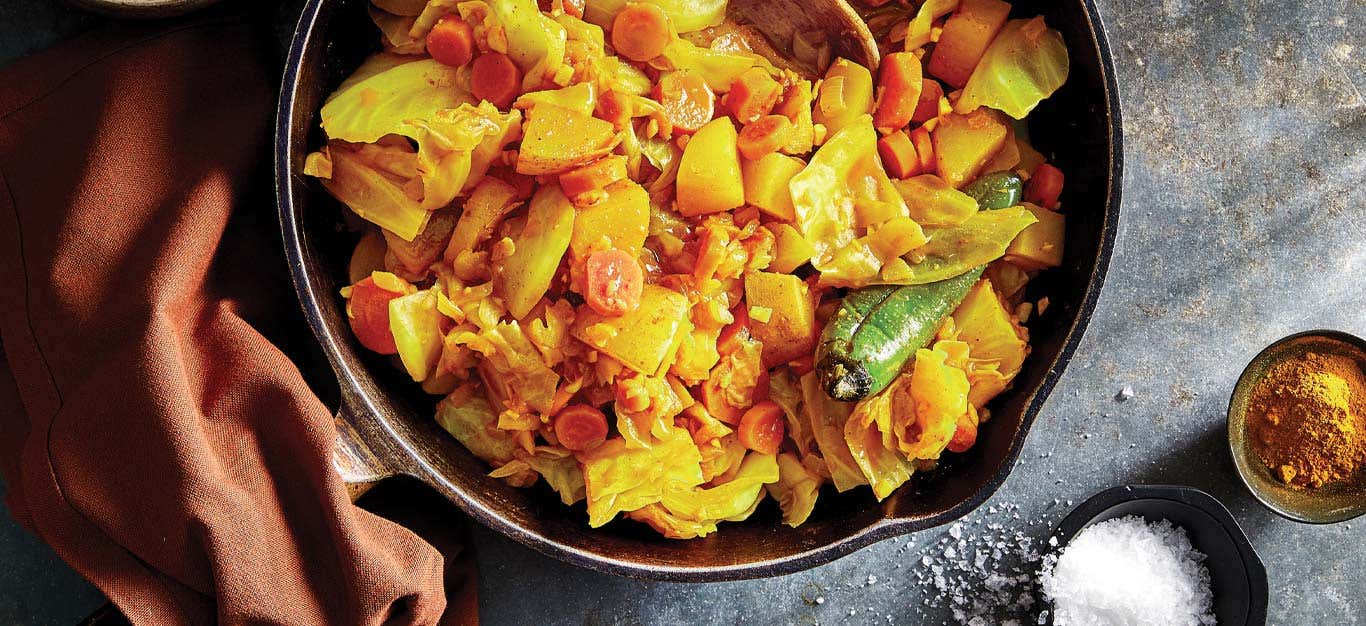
left=1039, top=516, right=1215, bottom=626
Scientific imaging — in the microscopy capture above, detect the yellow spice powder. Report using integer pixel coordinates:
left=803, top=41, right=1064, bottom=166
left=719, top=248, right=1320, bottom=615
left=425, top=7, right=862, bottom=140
left=1248, top=351, right=1366, bottom=489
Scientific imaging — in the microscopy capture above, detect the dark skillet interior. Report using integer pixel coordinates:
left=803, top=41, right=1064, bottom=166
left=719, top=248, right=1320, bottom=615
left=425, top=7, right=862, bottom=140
left=277, top=0, right=1121, bottom=580
left=1046, top=486, right=1269, bottom=625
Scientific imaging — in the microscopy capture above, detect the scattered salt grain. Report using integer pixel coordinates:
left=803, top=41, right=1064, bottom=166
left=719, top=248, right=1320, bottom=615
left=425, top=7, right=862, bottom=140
left=867, top=575, right=878, bottom=585
left=1116, top=385, right=1135, bottom=401
left=1039, top=516, right=1215, bottom=626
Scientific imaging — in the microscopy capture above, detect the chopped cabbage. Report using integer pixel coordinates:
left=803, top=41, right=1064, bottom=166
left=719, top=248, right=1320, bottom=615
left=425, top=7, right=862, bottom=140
left=455, top=320, right=560, bottom=413
left=580, top=426, right=704, bottom=527
left=769, top=368, right=815, bottom=456
left=435, top=388, right=520, bottom=465
left=407, top=103, right=521, bottom=211
left=492, top=447, right=586, bottom=505
left=461, top=0, right=567, bottom=90
left=789, top=115, right=910, bottom=287
left=658, top=39, right=764, bottom=92
left=845, top=383, right=914, bottom=500
left=389, top=288, right=445, bottom=381
left=614, top=373, right=685, bottom=448
left=320, top=56, right=471, bottom=144
left=369, top=6, right=426, bottom=55
left=305, top=142, right=431, bottom=241
left=769, top=452, right=822, bottom=527
left=659, top=452, right=778, bottom=522
left=897, top=347, right=968, bottom=460
left=956, top=17, right=1069, bottom=119
left=800, top=372, right=868, bottom=492
left=904, top=0, right=958, bottom=51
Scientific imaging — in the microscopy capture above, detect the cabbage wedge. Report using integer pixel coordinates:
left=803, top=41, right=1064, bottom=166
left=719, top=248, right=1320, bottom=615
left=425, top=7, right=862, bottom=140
left=580, top=426, right=704, bottom=527
left=956, top=17, right=1069, bottom=119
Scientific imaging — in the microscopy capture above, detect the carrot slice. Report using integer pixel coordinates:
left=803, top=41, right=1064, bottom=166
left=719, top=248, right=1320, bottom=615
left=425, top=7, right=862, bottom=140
left=737, top=400, right=785, bottom=455
left=873, top=52, right=923, bottom=131
left=471, top=53, right=522, bottom=109
left=699, top=379, right=743, bottom=424
left=911, top=78, right=943, bottom=124
left=1025, top=163, right=1065, bottom=209
left=877, top=130, right=920, bottom=179
left=946, top=411, right=978, bottom=453
left=725, top=67, right=781, bottom=124
left=559, top=155, right=628, bottom=202
left=595, top=89, right=633, bottom=129
left=737, top=115, right=793, bottom=161
left=426, top=15, right=475, bottom=68
left=347, top=275, right=405, bottom=354
left=654, top=70, right=715, bottom=134
left=611, top=3, right=672, bottom=62
left=555, top=404, right=609, bottom=451
left=584, top=248, right=644, bottom=316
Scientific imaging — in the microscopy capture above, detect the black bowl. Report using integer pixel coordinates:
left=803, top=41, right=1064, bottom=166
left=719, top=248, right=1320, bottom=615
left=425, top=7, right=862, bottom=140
left=275, top=0, right=1123, bottom=580
left=1047, top=485, right=1268, bottom=625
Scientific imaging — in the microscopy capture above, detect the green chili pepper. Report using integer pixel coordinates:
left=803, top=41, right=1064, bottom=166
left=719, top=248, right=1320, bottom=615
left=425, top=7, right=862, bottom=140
left=815, top=267, right=985, bottom=402
left=961, top=171, right=1023, bottom=210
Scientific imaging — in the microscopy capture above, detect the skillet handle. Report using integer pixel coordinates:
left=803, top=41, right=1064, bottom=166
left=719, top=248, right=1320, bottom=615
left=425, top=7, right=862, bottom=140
left=332, top=393, right=395, bottom=502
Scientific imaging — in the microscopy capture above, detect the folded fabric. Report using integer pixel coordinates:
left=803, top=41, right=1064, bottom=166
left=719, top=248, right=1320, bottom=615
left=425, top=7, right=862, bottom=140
left=0, top=11, right=463, bottom=625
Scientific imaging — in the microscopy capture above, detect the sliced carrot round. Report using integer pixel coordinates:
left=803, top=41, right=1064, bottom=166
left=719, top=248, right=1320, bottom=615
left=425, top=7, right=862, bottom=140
left=873, top=52, right=923, bottom=130
left=653, top=70, right=714, bottom=134
left=1025, top=163, right=1065, bottom=209
left=426, top=15, right=475, bottom=68
left=737, top=400, right=785, bottom=455
left=738, top=115, right=794, bottom=161
left=611, top=3, right=672, bottom=62
left=911, top=78, right=943, bottom=124
left=471, top=53, right=522, bottom=109
left=348, top=275, right=405, bottom=354
left=584, top=248, right=644, bottom=316
left=555, top=404, right=609, bottom=451
left=725, top=67, right=781, bottom=125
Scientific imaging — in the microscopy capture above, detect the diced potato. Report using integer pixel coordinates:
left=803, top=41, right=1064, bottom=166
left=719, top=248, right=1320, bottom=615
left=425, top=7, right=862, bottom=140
left=811, top=58, right=874, bottom=137
left=932, top=108, right=1009, bottom=188
left=743, top=272, right=816, bottom=367
left=768, top=223, right=816, bottom=273
left=741, top=153, right=804, bottom=221
left=981, top=118, right=1022, bottom=174
left=952, top=279, right=1028, bottom=375
left=1005, top=204, right=1065, bottom=270
left=389, top=289, right=444, bottom=382
left=925, top=0, right=1012, bottom=88
left=446, top=177, right=522, bottom=264
left=495, top=185, right=576, bottom=319
left=676, top=118, right=745, bottom=216
left=893, top=174, right=979, bottom=227
left=572, top=285, right=690, bottom=374
left=853, top=198, right=904, bottom=229
left=516, top=104, right=617, bottom=175
left=570, top=179, right=650, bottom=259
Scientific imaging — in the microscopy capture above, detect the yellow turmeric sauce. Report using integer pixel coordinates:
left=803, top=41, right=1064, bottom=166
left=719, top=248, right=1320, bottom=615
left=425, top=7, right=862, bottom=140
left=1248, top=351, right=1366, bottom=489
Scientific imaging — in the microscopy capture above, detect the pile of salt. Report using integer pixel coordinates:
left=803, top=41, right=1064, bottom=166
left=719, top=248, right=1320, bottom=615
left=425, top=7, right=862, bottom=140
left=1039, top=516, right=1216, bottom=626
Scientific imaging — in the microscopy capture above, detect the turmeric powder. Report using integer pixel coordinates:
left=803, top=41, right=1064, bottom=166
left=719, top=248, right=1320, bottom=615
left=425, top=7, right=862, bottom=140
left=1248, top=351, right=1366, bottom=489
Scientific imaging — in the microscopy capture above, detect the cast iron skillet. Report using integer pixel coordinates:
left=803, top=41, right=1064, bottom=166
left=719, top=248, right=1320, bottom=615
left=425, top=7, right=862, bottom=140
left=275, top=0, right=1123, bottom=581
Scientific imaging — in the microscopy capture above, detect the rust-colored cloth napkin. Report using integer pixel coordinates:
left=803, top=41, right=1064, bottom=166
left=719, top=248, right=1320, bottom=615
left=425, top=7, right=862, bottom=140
left=0, top=12, right=470, bottom=626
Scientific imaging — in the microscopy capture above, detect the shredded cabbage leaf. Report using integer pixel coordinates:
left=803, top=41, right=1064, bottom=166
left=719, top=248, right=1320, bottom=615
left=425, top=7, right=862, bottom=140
left=904, top=0, right=958, bottom=51
left=305, top=141, right=432, bottom=241
left=320, top=56, right=472, bottom=144
left=800, top=372, right=868, bottom=492
left=584, top=0, right=726, bottom=34
left=389, top=288, right=445, bottom=381
left=789, top=115, right=910, bottom=287
left=580, top=426, right=704, bottom=527
left=956, top=17, right=1069, bottom=119
left=659, top=452, right=778, bottom=523
left=455, top=319, right=560, bottom=413
left=845, top=383, right=915, bottom=500
left=461, top=0, right=568, bottom=90
left=896, top=347, right=968, bottom=460
left=769, top=368, right=815, bottom=456
left=435, top=388, right=520, bottom=466
left=769, top=452, right=822, bottom=527
left=491, top=447, right=586, bottom=505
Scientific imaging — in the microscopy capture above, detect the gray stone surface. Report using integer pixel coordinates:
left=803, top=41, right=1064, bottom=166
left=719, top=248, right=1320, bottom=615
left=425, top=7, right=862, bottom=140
left=0, top=0, right=1362, bottom=624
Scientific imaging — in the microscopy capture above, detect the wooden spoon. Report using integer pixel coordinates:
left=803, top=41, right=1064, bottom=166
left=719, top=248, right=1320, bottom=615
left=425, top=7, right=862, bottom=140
left=729, top=0, right=881, bottom=74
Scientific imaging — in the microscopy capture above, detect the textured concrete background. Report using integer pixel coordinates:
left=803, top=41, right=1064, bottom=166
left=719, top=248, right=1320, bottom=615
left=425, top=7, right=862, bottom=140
left=0, top=0, right=1362, bottom=624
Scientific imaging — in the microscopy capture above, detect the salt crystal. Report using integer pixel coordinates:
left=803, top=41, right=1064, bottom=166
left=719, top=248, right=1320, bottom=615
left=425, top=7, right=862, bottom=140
left=949, top=523, right=964, bottom=539
left=1039, top=516, right=1215, bottom=626
left=921, top=555, right=933, bottom=566
left=945, top=546, right=958, bottom=559
left=867, top=575, right=878, bottom=585
left=815, top=596, right=825, bottom=605
left=1048, top=536, right=1059, bottom=547
left=1116, top=385, right=1135, bottom=401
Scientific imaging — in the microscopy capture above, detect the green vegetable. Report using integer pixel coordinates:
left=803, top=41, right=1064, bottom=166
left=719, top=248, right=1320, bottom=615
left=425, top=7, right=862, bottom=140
left=815, top=267, right=984, bottom=402
left=896, top=206, right=1036, bottom=284
left=961, top=171, right=1024, bottom=210
left=955, top=17, right=1069, bottom=119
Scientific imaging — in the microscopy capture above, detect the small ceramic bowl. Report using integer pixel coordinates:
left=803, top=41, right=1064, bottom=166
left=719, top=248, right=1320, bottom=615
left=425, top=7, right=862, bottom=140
left=65, top=0, right=223, bottom=19
left=1227, top=330, right=1366, bottom=524
left=1045, top=485, right=1268, bottom=626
